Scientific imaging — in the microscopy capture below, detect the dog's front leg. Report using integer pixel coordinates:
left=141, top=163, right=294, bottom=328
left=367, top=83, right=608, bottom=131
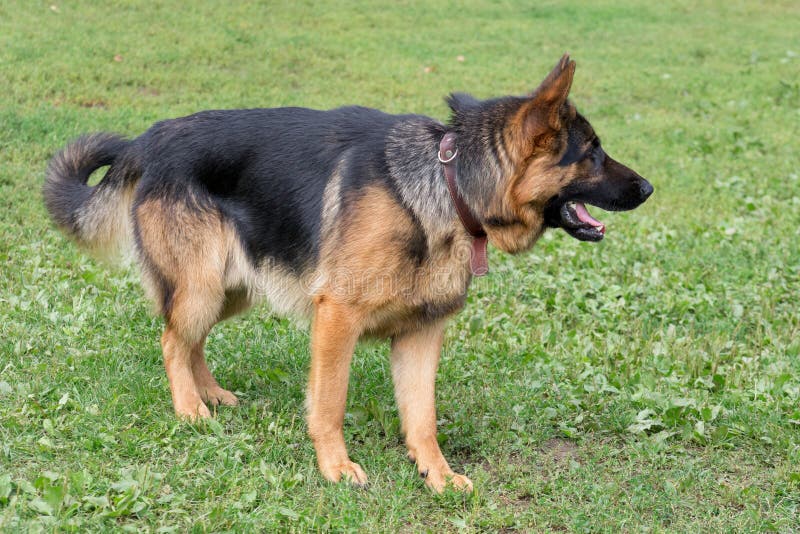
left=306, top=297, right=367, bottom=486
left=391, top=320, right=473, bottom=492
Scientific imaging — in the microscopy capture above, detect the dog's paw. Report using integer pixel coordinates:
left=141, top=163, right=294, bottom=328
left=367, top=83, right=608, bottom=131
left=201, top=386, right=239, bottom=407
left=422, top=468, right=473, bottom=493
left=320, top=461, right=368, bottom=487
left=174, top=400, right=212, bottom=420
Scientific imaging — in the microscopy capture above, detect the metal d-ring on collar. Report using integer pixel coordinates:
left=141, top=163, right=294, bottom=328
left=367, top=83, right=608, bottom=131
left=438, top=145, right=458, bottom=164
left=437, top=132, right=489, bottom=277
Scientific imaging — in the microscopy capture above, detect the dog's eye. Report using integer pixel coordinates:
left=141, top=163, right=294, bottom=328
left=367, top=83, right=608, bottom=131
left=581, top=138, right=602, bottom=164
left=581, top=146, right=605, bottom=168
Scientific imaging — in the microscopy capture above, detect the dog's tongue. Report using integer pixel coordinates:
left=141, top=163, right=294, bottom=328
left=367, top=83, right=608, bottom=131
left=574, top=202, right=605, bottom=233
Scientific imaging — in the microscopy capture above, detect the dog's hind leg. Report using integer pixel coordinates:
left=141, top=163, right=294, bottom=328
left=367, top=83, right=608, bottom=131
left=306, top=296, right=367, bottom=486
left=159, top=264, right=228, bottom=419
left=135, top=196, right=230, bottom=419
left=391, top=320, right=473, bottom=492
left=190, top=277, right=253, bottom=408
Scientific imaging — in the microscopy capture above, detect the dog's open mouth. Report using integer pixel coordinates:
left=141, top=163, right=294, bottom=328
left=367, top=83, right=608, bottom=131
left=551, top=201, right=606, bottom=242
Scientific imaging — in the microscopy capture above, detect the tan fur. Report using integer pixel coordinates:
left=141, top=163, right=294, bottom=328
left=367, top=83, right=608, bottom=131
left=319, top=186, right=472, bottom=336
left=192, top=339, right=238, bottom=407
left=76, top=183, right=136, bottom=262
left=135, top=199, right=226, bottom=336
left=304, top=186, right=474, bottom=488
left=306, top=296, right=367, bottom=485
left=391, top=320, right=472, bottom=491
left=131, top=173, right=539, bottom=485
left=135, top=198, right=236, bottom=418
left=161, top=327, right=210, bottom=418
left=135, top=193, right=327, bottom=419
left=482, top=88, right=581, bottom=254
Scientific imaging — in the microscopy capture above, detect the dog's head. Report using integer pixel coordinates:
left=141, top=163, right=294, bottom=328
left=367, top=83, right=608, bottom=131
left=447, top=54, right=653, bottom=253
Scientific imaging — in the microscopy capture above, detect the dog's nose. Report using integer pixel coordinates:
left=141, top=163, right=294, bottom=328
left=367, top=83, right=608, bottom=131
left=639, top=179, right=654, bottom=200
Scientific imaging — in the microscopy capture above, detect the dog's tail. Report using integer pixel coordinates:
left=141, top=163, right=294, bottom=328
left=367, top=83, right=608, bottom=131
left=43, top=133, right=140, bottom=262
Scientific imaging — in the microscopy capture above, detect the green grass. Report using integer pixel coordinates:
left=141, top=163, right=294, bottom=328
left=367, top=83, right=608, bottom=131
left=1, top=0, right=799, bottom=531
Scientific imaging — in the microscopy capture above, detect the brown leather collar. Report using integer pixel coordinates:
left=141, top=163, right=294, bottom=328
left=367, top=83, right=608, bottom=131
left=438, top=132, right=489, bottom=276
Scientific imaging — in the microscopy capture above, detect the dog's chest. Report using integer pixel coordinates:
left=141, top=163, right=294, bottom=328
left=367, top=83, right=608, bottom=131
left=359, top=232, right=474, bottom=336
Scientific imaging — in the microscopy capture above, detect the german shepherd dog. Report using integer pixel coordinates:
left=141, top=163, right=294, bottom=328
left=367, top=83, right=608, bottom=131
left=44, top=55, right=652, bottom=492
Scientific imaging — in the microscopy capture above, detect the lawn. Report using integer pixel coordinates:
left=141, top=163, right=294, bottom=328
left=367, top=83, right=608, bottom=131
left=1, top=0, right=799, bottom=531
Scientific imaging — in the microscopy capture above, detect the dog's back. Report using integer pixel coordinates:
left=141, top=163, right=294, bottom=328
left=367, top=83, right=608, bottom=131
left=133, top=106, right=417, bottom=271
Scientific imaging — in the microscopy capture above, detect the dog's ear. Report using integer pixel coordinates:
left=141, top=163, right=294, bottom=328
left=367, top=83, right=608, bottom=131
left=516, top=54, right=576, bottom=144
left=446, top=92, right=480, bottom=115
left=533, top=54, right=576, bottom=117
